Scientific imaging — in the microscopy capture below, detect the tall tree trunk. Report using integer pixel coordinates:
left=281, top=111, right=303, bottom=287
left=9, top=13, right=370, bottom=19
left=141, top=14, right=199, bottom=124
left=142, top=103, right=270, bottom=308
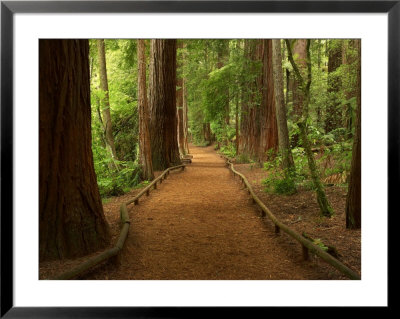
left=149, top=39, right=181, bottom=171
left=345, top=40, right=361, bottom=229
left=240, top=39, right=260, bottom=158
left=39, top=39, right=110, bottom=261
left=235, top=90, right=240, bottom=155
left=137, top=39, right=154, bottom=181
left=258, top=39, right=279, bottom=162
left=325, top=39, right=343, bottom=133
left=97, top=39, right=118, bottom=164
left=272, top=39, right=295, bottom=171
left=286, top=39, right=334, bottom=217
left=291, top=40, right=307, bottom=122
left=289, top=39, right=308, bottom=147
left=182, top=66, right=190, bottom=154
left=177, top=41, right=186, bottom=155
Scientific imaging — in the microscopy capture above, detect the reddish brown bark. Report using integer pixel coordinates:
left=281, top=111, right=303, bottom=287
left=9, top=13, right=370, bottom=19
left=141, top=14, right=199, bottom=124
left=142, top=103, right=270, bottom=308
left=181, top=42, right=190, bottom=155
left=346, top=40, right=361, bottom=229
left=239, top=39, right=258, bottom=158
left=258, top=39, right=279, bottom=161
left=137, top=39, right=154, bottom=181
left=239, top=40, right=278, bottom=161
left=39, top=39, right=110, bottom=261
left=182, top=72, right=190, bottom=154
left=149, top=39, right=181, bottom=171
left=177, top=41, right=186, bottom=155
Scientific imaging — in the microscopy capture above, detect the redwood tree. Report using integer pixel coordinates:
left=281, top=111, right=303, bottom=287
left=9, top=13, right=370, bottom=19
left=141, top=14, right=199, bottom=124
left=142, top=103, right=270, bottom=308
left=137, top=39, right=154, bottom=180
left=345, top=39, right=361, bottom=229
left=239, top=39, right=278, bottom=161
left=149, top=39, right=181, bottom=170
left=39, top=39, right=110, bottom=261
left=182, top=44, right=190, bottom=155
left=258, top=39, right=279, bottom=161
left=177, top=41, right=186, bottom=155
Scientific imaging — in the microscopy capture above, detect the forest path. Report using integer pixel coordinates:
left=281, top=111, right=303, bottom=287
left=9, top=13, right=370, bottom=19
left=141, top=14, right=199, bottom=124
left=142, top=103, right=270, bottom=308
left=92, top=144, right=322, bottom=280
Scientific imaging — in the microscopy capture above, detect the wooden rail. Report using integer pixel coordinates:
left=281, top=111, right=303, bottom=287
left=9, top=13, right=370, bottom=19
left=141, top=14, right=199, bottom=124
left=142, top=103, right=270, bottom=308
left=52, top=164, right=186, bottom=280
left=221, top=155, right=361, bottom=280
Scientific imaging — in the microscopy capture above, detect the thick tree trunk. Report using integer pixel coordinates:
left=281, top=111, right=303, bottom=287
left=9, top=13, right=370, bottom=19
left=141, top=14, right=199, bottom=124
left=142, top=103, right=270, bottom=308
left=258, top=39, right=279, bottom=161
left=240, top=40, right=278, bottom=161
left=97, top=39, right=118, bottom=163
left=149, top=39, right=181, bottom=171
left=345, top=40, right=361, bottom=229
left=325, top=40, right=343, bottom=133
left=240, top=39, right=259, bottom=158
left=272, top=39, right=295, bottom=171
left=137, top=39, right=154, bottom=181
left=39, top=40, right=110, bottom=261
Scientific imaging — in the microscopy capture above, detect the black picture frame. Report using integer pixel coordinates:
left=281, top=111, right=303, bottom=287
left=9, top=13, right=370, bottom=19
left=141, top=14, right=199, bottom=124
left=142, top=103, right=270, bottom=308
left=1, top=0, right=395, bottom=317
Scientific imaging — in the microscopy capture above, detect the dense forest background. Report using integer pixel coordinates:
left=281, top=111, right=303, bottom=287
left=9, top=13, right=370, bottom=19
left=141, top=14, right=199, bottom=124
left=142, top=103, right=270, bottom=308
left=89, top=38, right=360, bottom=216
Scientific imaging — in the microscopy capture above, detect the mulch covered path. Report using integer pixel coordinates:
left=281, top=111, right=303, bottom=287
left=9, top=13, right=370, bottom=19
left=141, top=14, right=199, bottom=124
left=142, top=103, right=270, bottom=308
left=81, top=144, right=355, bottom=280
left=40, top=144, right=359, bottom=280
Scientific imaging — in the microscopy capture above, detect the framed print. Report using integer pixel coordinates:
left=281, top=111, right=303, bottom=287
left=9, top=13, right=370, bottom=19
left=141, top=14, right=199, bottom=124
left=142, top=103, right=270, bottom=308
left=1, top=0, right=396, bottom=316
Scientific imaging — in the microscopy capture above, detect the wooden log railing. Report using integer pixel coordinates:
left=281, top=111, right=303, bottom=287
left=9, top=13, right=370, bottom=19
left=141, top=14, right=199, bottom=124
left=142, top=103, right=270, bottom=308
left=221, top=155, right=361, bottom=280
left=52, top=164, right=186, bottom=280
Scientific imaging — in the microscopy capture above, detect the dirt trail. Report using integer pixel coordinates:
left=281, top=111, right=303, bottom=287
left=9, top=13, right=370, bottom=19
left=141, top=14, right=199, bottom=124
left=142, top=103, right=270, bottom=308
left=88, top=144, right=338, bottom=280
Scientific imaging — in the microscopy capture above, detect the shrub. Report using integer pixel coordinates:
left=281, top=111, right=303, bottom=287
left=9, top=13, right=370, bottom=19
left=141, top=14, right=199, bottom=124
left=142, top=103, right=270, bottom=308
left=262, top=171, right=297, bottom=195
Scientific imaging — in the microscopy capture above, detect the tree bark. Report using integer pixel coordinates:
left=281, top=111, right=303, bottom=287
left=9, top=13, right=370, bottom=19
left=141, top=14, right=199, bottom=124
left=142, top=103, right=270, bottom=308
left=272, top=39, right=295, bottom=171
left=39, top=39, right=110, bottom=261
left=137, top=39, right=154, bottom=181
left=149, top=39, right=181, bottom=171
left=239, top=39, right=259, bottom=158
left=258, top=39, right=279, bottom=161
left=177, top=41, right=186, bottom=156
left=345, top=39, right=361, bottom=229
left=97, top=39, right=118, bottom=164
left=291, top=39, right=307, bottom=122
left=182, top=65, right=190, bottom=154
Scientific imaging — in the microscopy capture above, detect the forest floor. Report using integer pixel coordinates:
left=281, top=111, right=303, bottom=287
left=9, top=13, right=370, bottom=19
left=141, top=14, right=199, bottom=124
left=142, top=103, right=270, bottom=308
left=40, top=144, right=360, bottom=280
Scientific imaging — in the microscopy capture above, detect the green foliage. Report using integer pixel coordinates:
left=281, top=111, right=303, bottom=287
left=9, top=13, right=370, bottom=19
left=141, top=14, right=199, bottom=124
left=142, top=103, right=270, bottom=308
left=90, top=39, right=141, bottom=198
left=262, top=169, right=297, bottom=195
left=220, top=143, right=237, bottom=158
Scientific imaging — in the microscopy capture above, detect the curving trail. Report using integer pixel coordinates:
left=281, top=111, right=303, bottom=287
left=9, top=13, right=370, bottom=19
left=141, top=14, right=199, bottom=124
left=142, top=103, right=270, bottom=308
left=89, top=144, right=332, bottom=280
